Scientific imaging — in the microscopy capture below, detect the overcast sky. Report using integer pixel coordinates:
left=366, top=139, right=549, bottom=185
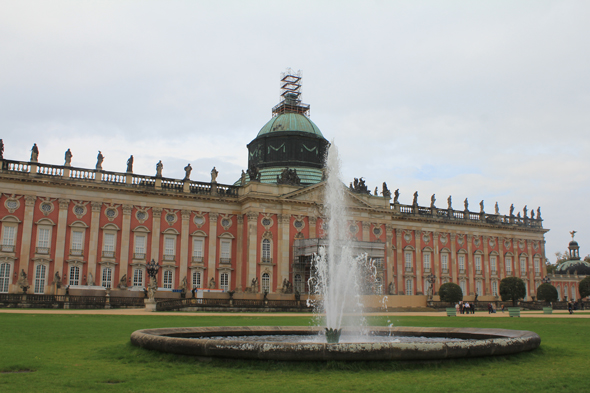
left=1, top=1, right=589, bottom=262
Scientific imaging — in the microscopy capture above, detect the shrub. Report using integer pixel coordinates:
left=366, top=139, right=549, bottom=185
left=500, top=277, right=526, bottom=306
left=536, top=283, right=558, bottom=303
left=579, top=276, right=590, bottom=299
left=438, top=282, right=463, bottom=303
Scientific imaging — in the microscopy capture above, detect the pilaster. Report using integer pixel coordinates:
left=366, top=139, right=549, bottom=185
left=246, top=212, right=258, bottom=285
left=415, top=230, right=422, bottom=293
left=87, top=202, right=102, bottom=282
left=236, top=215, right=244, bottom=290
left=467, top=234, right=473, bottom=295
left=151, top=208, right=162, bottom=263
left=450, top=233, right=457, bottom=284
left=19, top=196, right=37, bottom=278
left=208, top=213, right=219, bottom=283
left=277, top=214, right=290, bottom=290
left=119, top=204, right=132, bottom=283
left=180, top=209, right=191, bottom=287
left=362, top=222, right=370, bottom=242
left=385, top=224, right=394, bottom=290
left=53, top=199, right=70, bottom=282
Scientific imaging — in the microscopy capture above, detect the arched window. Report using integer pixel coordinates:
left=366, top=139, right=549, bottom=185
left=34, top=264, right=47, bottom=294
left=0, top=262, right=10, bottom=293
left=294, top=274, right=303, bottom=294
left=556, top=285, right=561, bottom=300
left=262, top=239, right=271, bottom=263
left=405, top=279, right=413, bottom=295
left=262, top=273, right=270, bottom=293
left=101, top=267, right=112, bottom=289
left=69, top=265, right=80, bottom=286
left=220, top=273, right=229, bottom=291
left=163, top=270, right=173, bottom=289
left=192, top=271, right=201, bottom=288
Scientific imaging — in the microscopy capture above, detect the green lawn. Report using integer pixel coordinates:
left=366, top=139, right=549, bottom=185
left=0, top=313, right=586, bottom=392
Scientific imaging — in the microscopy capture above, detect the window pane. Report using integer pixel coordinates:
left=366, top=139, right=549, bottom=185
left=0, top=263, right=10, bottom=292
left=3, top=226, right=15, bottom=246
left=164, top=237, right=175, bottom=255
left=71, top=231, right=83, bottom=250
left=102, top=268, right=112, bottom=288
left=104, top=233, right=115, bottom=251
left=221, top=240, right=231, bottom=259
left=163, top=270, right=172, bottom=289
left=192, top=271, right=201, bottom=287
left=69, top=266, right=80, bottom=286
left=423, top=253, right=430, bottom=269
left=261, top=273, right=270, bottom=292
left=34, top=264, right=46, bottom=293
left=135, top=236, right=146, bottom=254
left=133, top=269, right=143, bottom=287
left=193, top=239, right=203, bottom=257
left=38, top=228, right=50, bottom=248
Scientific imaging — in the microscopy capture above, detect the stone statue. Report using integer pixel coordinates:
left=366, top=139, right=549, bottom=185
left=570, top=230, right=577, bottom=239
left=479, top=200, right=484, bottom=213
left=517, top=212, right=521, bottom=218
left=495, top=202, right=499, bottom=214
left=510, top=204, right=514, bottom=217
left=412, top=191, right=418, bottom=206
left=247, top=165, right=261, bottom=181
left=394, top=189, right=399, bottom=204
left=180, top=276, right=187, bottom=290
left=30, top=143, right=39, bottom=162
left=96, top=151, right=104, bottom=170
left=464, top=198, right=469, bottom=211
left=447, top=196, right=452, bottom=210
left=147, top=279, right=157, bottom=300
left=374, top=187, right=378, bottom=196
left=427, top=283, right=433, bottom=299
left=277, top=167, right=301, bottom=185
left=155, top=160, right=163, bottom=178
left=523, top=205, right=528, bottom=218
left=240, top=170, right=247, bottom=186
left=382, top=182, right=391, bottom=198
left=430, top=194, right=436, bottom=208
left=183, top=163, right=192, bottom=180
left=250, top=277, right=259, bottom=293
left=211, top=166, right=218, bottom=182
left=17, top=269, right=30, bottom=292
left=351, top=178, right=370, bottom=194
left=64, top=149, right=72, bottom=166
left=53, top=272, right=62, bottom=288
left=126, top=155, right=134, bottom=173
left=388, top=281, right=394, bottom=295
left=537, top=207, right=541, bottom=219
left=208, top=278, right=216, bottom=289
left=0, top=139, right=4, bottom=159
left=87, top=272, right=95, bottom=286
left=118, top=274, right=127, bottom=289
left=531, top=210, right=535, bottom=219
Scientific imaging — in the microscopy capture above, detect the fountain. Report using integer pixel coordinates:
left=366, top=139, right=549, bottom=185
left=130, top=143, right=541, bottom=361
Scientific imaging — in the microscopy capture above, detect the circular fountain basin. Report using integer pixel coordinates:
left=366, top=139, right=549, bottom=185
left=130, top=326, right=540, bottom=361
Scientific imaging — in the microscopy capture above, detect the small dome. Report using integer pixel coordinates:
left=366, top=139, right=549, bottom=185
left=569, top=240, right=579, bottom=247
left=257, top=113, right=324, bottom=138
left=555, top=259, right=590, bottom=276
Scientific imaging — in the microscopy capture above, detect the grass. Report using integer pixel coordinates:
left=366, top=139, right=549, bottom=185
left=0, top=312, right=587, bottom=392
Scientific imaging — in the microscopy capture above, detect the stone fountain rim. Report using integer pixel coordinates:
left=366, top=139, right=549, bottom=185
left=130, top=326, right=541, bottom=361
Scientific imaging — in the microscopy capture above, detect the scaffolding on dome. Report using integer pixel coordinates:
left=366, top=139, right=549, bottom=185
left=272, top=68, right=310, bottom=117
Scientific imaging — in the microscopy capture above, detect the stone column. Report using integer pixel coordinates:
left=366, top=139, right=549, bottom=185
left=433, top=231, right=440, bottom=286
left=362, top=222, right=370, bottom=242
left=499, top=238, right=506, bottom=280
left=450, top=234, right=457, bottom=283
left=87, top=202, right=102, bottom=282
left=483, top=236, right=490, bottom=294
left=467, top=235, right=473, bottom=295
left=236, top=215, right=244, bottom=290
left=415, top=230, right=422, bottom=294
left=207, top=213, right=219, bottom=282
left=19, top=196, right=37, bottom=278
left=246, top=212, right=258, bottom=285
left=396, top=229, right=403, bottom=294
left=179, top=210, right=191, bottom=288
left=385, top=224, right=394, bottom=289
left=119, top=205, right=132, bottom=284
left=151, top=208, right=162, bottom=262
left=309, top=216, right=317, bottom=239
left=277, top=214, right=291, bottom=289
left=53, top=199, right=70, bottom=282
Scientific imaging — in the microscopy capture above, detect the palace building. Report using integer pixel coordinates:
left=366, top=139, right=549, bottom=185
left=0, top=71, right=553, bottom=306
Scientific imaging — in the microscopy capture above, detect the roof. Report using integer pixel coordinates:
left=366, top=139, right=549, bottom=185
left=233, top=167, right=323, bottom=186
left=256, top=113, right=324, bottom=138
left=554, top=259, right=590, bottom=275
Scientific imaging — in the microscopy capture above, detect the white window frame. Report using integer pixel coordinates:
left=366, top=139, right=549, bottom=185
left=36, top=226, right=52, bottom=254
left=71, top=230, right=84, bottom=252
left=164, top=236, right=175, bottom=257
left=0, top=262, right=12, bottom=293
left=490, top=256, right=497, bottom=273
left=405, top=279, right=413, bottom=295
left=534, top=258, right=540, bottom=274
left=505, top=256, right=512, bottom=274
left=220, top=239, right=232, bottom=262
left=192, top=271, right=201, bottom=288
left=132, top=268, right=144, bottom=288
left=34, top=263, right=47, bottom=294
left=69, top=265, right=80, bottom=286
left=261, top=272, right=270, bottom=293
left=163, top=270, right=173, bottom=289
left=520, top=257, right=527, bottom=275
left=2, top=224, right=16, bottom=248
left=423, top=252, right=431, bottom=270
left=475, top=255, right=482, bottom=272
left=192, top=238, right=204, bottom=259
left=492, top=281, right=498, bottom=296
left=261, top=238, right=271, bottom=263
left=404, top=252, right=413, bottom=270
left=220, top=272, right=229, bottom=291
left=476, top=280, right=482, bottom=296
left=102, top=267, right=112, bottom=289
left=441, top=253, right=449, bottom=271
left=134, top=234, right=146, bottom=255
left=458, top=255, right=465, bottom=272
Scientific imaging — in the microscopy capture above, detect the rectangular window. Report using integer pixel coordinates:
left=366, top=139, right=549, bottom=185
left=133, top=269, right=143, bottom=287
left=37, top=228, right=50, bottom=248
left=458, top=255, right=465, bottom=271
left=520, top=257, right=527, bottom=275
left=69, top=265, right=80, bottom=286
left=135, top=235, right=146, bottom=254
left=459, top=280, right=466, bottom=295
left=220, top=273, right=229, bottom=291
left=405, top=279, right=413, bottom=295
left=423, top=253, right=431, bottom=270
left=102, top=268, right=112, bottom=289
left=71, top=231, right=83, bottom=251
left=0, top=262, right=10, bottom=293
left=441, top=254, right=448, bottom=271
left=221, top=240, right=231, bottom=259
left=490, top=256, right=497, bottom=273
left=163, top=270, right=173, bottom=289
left=476, top=280, right=482, bottom=296
left=534, top=258, right=540, bottom=274
left=2, top=226, right=15, bottom=246
left=164, top=237, right=175, bottom=255
left=193, top=238, right=204, bottom=258
left=34, top=264, right=46, bottom=294
left=475, top=255, right=482, bottom=272
left=492, top=281, right=498, bottom=296
left=404, top=252, right=412, bottom=270
left=192, top=271, right=201, bottom=288
left=506, top=257, right=512, bottom=273
left=103, top=233, right=115, bottom=252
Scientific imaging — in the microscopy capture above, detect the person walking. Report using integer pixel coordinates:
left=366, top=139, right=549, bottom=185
left=568, top=301, right=573, bottom=314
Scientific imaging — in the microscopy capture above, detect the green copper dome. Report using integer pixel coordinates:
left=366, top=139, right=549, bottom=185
left=257, top=113, right=324, bottom=138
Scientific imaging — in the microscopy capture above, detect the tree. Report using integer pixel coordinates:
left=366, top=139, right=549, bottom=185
left=536, top=283, right=558, bottom=304
left=438, top=282, right=463, bottom=303
left=499, top=277, right=526, bottom=306
left=579, top=276, right=590, bottom=299
left=545, top=262, right=557, bottom=275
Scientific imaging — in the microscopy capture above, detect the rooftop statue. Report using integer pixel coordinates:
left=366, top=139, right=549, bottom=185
left=374, top=187, right=378, bottom=196
left=240, top=170, right=247, bottom=186
left=247, top=165, right=261, bottom=181
left=30, top=143, right=39, bottom=162
left=126, top=155, right=134, bottom=173
left=0, top=139, right=4, bottom=159
left=495, top=202, right=499, bottom=214
left=430, top=194, right=436, bottom=208
left=537, top=207, right=542, bottom=219
left=277, top=167, right=301, bottom=185
left=480, top=200, right=484, bottom=213
left=382, top=182, right=391, bottom=199
left=523, top=205, right=528, bottom=218
left=155, top=160, right=163, bottom=178
left=531, top=210, right=535, bottom=219
left=447, top=196, right=452, bottom=210
left=183, top=163, right=192, bottom=180
left=464, top=198, right=469, bottom=211
left=64, top=149, right=72, bottom=166
left=211, top=166, right=218, bottom=182
left=412, top=191, right=418, bottom=206
left=351, top=177, right=370, bottom=194
left=510, top=204, right=515, bottom=217
left=393, top=189, right=399, bottom=204
left=96, top=151, right=104, bottom=170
